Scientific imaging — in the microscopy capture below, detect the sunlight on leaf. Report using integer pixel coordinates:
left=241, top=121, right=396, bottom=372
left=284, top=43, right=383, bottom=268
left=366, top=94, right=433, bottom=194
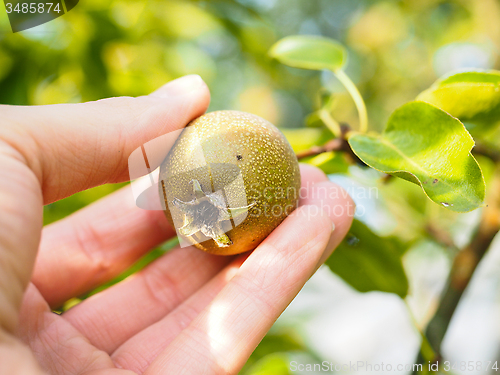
left=244, top=353, right=291, bottom=375
left=269, top=35, right=346, bottom=72
left=281, top=127, right=332, bottom=153
left=418, top=70, right=500, bottom=130
left=240, top=332, right=305, bottom=375
left=348, top=101, right=485, bottom=212
left=325, top=219, right=409, bottom=298
left=270, top=35, right=368, bottom=133
left=308, top=151, right=349, bottom=174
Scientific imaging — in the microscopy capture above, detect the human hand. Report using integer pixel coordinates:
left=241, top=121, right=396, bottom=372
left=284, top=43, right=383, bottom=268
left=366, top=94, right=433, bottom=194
left=0, top=75, right=354, bottom=375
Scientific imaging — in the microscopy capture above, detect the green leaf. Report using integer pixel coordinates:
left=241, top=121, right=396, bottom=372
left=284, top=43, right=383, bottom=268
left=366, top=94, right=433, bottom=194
left=281, top=127, right=332, bottom=153
left=269, top=35, right=347, bottom=72
left=240, top=332, right=305, bottom=375
left=348, top=101, right=485, bottom=212
left=318, top=88, right=337, bottom=110
left=304, top=111, right=324, bottom=128
left=307, top=151, right=349, bottom=174
left=325, top=219, right=409, bottom=298
left=244, top=353, right=291, bottom=375
left=418, top=70, right=500, bottom=129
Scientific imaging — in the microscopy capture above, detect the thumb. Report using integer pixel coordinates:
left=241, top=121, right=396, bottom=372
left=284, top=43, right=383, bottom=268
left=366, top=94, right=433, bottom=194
left=0, top=74, right=210, bottom=204
left=0, top=75, right=208, bottom=333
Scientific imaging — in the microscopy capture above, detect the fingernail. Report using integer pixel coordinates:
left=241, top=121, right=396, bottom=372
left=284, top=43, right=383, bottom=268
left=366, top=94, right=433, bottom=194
left=151, top=75, right=205, bottom=98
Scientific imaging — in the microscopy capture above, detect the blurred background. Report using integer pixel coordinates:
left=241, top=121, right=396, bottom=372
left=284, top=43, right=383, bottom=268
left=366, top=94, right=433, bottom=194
left=1, top=0, right=500, bottom=373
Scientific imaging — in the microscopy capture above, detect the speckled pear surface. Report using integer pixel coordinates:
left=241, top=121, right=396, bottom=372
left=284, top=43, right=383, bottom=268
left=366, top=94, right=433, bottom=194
left=159, top=110, right=301, bottom=255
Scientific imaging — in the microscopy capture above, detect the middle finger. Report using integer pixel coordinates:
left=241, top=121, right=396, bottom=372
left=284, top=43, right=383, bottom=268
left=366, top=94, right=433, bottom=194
left=32, top=185, right=177, bottom=308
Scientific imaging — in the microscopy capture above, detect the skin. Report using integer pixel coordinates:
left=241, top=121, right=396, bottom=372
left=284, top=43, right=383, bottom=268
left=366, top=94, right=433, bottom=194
left=0, top=75, right=354, bottom=375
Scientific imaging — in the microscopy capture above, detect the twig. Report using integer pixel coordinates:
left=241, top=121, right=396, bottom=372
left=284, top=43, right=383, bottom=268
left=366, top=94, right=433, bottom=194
left=414, top=166, right=500, bottom=372
left=296, top=124, right=366, bottom=166
left=295, top=138, right=343, bottom=159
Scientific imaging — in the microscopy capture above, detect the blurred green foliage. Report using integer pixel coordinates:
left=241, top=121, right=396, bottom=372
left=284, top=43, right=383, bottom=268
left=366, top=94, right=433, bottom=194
left=2, top=0, right=500, bottom=372
left=43, top=182, right=128, bottom=225
left=325, top=219, right=409, bottom=298
left=2, top=0, right=499, bottom=129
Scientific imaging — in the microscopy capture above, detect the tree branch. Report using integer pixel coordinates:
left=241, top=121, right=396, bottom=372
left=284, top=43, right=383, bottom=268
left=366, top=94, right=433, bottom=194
left=415, top=166, right=500, bottom=371
left=295, top=124, right=366, bottom=166
left=295, top=137, right=344, bottom=159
